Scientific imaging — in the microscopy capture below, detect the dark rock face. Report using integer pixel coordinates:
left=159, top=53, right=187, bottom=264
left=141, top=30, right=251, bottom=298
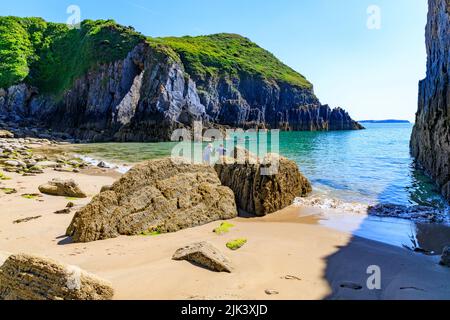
left=411, top=0, right=450, bottom=203
left=0, top=43, right=362, bottom=142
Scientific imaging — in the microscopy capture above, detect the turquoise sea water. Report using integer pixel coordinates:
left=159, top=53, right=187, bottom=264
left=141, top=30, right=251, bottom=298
left=70, top=123, right=447, bottom=209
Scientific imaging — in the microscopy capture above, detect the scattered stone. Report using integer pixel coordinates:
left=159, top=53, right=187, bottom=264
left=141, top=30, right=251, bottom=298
left=0, top=254, right=114, bottom=300
left=66, top=158, right=237, bottom=242
left=4, top=160, right=25, bottom=168
left=13, top=216, right=42, bottom=224
left=39, top=179, right=87, bottom=198
left=226, top=239, right=247, bottom=251
left=440, top=246, right=450, bottom=267
left=54, top=166, right=74, bottom=173
left=97, top=161, right=109, bottom=168
left=283, top=275, right=302, bottom=281
left=215, top=148, right=312, bottom=216
left=28, top=166, right=44, bottom=174
left=265, top=289, right=279, bottom=295
left=172, top=242, right=233, bottom=273
left=1, top=188, right=17, bottom=195
left=35, top=161, right=58, bottom=168
left=0, top=130, right=14, bottom=138
left=66, top=202, right=75, bottom=208
left=55, top=209, right=71, bottom=215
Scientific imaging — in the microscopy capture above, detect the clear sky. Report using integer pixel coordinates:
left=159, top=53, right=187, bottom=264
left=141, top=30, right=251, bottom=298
left=2, top=0, right=429, bottom=121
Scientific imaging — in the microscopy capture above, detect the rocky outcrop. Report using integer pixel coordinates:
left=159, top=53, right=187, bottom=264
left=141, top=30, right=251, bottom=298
left=172, top=242, right=233, bottom=273
left=0, top=33, right=362, bottom=142
left=411, top=0, right=450, bottom=203
left=215, top=148, right=312, bottom=216
left=66, top=158, right=238, bottom=243
left=39, top=179, right=87, bottom=198
left=368, top=203, right=447, bottom=223
left=0, top=254, right=114, bottom=300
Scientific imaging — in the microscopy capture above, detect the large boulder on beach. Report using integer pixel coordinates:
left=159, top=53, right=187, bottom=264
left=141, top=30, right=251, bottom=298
left=215, top=148, right=312, bottom=216
left=173, top=242, right=233, bottom=273
left=39, top=178, right=87, bottom=198
left=0, top=254, right=114, bottom=300
left=66, top=158, right=238, bottom=243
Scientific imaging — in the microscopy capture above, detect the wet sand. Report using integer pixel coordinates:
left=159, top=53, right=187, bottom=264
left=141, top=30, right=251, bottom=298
left=0, top=168, right=449, bottom=300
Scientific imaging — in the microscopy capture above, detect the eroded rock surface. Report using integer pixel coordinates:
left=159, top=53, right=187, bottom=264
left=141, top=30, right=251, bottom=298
left=411, top=0, right=450, bottom=203
left=215, top=149, right=312, bottom=216
left=0, top=254, right=114, bottom=300
left=67, top=158, right=238, bottom=242
left=172, top=242, right=233, bottom=273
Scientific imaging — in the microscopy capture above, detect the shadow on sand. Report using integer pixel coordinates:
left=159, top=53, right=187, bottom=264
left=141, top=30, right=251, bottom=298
left=322, top=183, right=450, bottom=300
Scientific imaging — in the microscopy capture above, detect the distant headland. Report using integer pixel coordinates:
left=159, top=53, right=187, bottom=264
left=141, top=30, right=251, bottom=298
left=359, top=120, right=411, bottom=124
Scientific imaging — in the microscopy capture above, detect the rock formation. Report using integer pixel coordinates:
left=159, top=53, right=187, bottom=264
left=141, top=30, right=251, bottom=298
left=39, top=178, right=87, bottom=198
left=0, top=18, right=363, bottom=142
left=411, top=0, right=450, bottom=203
left=0, top=254, right=114, bottom=300
left=172, top=242, right=233, bottom=273
left=215, top=148, right=312, bottom=216
left=66, top=158, right=238, bottom=243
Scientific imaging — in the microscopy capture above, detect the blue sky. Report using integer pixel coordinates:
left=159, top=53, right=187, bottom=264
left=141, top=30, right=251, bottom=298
left=3, top=0, right=428, bottom=121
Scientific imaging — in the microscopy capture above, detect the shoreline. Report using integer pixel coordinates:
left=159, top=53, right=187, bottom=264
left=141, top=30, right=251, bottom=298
left=1, top=138, right=449, bottom=300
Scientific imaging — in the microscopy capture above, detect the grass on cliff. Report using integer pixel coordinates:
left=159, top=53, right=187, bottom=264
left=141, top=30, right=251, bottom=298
left=0, top=17, right=312, bottom=95
left=0, top=17, right=144, bottom=95
left=150, top=33, right=312, bottom=89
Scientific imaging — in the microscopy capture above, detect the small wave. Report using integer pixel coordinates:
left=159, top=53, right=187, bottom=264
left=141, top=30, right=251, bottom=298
left=74, top=154, right=132, bottom=174
left=293, top=197, right=369, bottom=214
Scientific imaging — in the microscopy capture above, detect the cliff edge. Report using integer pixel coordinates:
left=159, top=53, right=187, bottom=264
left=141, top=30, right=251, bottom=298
left=411, top=0, right=450, bottom=202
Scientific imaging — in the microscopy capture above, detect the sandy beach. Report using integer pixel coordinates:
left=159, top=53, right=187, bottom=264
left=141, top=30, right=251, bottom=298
left=1, top=164, right=449, bottom=300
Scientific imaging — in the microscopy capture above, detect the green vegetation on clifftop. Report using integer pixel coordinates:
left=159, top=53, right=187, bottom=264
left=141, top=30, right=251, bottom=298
left=0, top=17, right=313, bottom=96
left=151, top=34, right=312, bottom=88
left=0, top=17, right=143, bottom=94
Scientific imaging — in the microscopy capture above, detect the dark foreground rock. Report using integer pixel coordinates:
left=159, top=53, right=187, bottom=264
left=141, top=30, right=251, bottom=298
left=411, top=0, right=450, bottom=203
left=367, top=204, right=446, bottom=223
left=67, top=158, right=238, bottom=243
left=173, top=242, right=233, bottom=273
left=215, top=149, right=312, bottom=216
left=0, top=254, right=114, bottom=300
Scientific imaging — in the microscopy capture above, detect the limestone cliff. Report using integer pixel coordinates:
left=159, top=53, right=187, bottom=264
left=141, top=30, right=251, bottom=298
left=0, top=18, right=363, bottom=142
left=411, top=0, right=450, bottom=202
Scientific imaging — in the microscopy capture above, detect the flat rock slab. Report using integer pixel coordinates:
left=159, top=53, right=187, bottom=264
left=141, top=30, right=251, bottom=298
left=0, top=254, right=114, bottom=300
left=173, top=242, right=233, bottom=273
